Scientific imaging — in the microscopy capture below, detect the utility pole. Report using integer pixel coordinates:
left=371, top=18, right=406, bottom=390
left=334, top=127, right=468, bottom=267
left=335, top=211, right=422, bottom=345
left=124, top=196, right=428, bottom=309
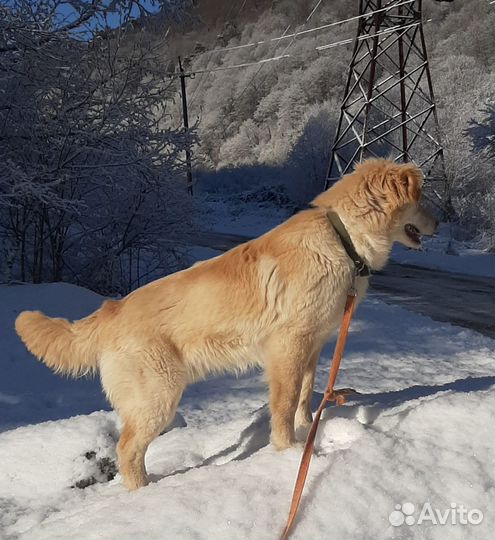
left=178, top=56, right=193, bottom=195
left=325, top=0, right=449, bottom=213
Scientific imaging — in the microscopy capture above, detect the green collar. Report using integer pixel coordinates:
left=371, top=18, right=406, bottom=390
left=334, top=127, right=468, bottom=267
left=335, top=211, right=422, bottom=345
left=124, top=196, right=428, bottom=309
left=326, top=211, right=370, bottom=277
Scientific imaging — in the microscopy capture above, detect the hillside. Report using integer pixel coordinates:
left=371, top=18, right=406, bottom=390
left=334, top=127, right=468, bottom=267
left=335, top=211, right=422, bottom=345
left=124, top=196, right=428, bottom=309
left=163, top=0, right=495, bottom=245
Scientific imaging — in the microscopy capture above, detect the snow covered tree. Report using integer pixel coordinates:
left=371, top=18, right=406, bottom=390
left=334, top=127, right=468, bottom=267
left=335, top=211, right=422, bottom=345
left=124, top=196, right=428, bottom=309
left=285, top=103, right=336, bottom=204
left=0, top=0, right=195, bottom=293
left=467, top=104, right=495, bottom=158
left=217, top=119, right=260, bottom=169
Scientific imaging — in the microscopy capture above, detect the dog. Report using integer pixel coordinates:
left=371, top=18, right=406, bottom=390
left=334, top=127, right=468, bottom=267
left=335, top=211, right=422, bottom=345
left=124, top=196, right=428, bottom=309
left=15, top=158, right=438, bottom=490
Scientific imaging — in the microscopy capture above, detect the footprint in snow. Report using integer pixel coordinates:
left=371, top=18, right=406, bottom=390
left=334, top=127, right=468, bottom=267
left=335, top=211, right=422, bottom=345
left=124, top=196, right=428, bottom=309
left=72, top=450, right=118, bottom=489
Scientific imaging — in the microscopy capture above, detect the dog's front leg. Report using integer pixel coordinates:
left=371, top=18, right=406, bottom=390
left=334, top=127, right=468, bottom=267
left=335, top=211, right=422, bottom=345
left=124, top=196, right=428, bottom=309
left=294, top=349, right=321, bottom=430
left=265, top=339, right=307, bottom=450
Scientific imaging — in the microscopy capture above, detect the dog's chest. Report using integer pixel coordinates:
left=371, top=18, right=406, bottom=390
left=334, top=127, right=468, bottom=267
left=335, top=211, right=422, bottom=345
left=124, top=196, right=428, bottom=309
left=294, top=263, right=369, bottom=334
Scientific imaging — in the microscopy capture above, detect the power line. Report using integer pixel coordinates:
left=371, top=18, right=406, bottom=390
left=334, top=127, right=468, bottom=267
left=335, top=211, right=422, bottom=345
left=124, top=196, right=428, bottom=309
left=316, top=20, right=421, bottom=51
left=183, top=0, right=417, bottom=112
left=233, top=0, right=325, bottom=107
left=180, top=53, right=292, bottom=77
left=232, top=24, right=292, bottom=103
left=172, top=20, right=426, bottom=79
left=180, top=0, right=419, bottom=88
left=197, top=0, right=415, bottom=57
left=306, top=0, right=325, bottom=21
left=188, top=0, right=252, bottom=110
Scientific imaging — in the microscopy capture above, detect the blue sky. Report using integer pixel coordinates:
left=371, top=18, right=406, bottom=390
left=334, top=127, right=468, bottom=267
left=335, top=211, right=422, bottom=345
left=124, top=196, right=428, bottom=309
left=55, top=0, right=162, bottom=35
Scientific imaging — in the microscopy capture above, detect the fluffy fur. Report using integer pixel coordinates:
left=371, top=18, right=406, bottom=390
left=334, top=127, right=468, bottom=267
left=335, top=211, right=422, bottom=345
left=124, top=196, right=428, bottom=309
left=16, top=158, right=437, bottom=490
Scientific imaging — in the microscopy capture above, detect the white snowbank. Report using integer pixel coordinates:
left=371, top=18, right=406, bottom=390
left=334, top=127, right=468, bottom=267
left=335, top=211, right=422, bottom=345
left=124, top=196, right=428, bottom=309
left=0, top=283, right=109, bottom=431
left=2, top=387, right=494, bottom=539
left=1, top=282, right=494, bottom=539
left=391, top=247, right=495, bottom=278
left=391, top=225, right=495, bottom=278
left=200, top=191, right=290, bottom=237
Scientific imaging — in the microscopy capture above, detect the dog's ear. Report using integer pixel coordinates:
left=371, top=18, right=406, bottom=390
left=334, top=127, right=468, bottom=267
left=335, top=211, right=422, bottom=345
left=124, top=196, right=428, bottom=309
left=381, top=163, right=423, bottom=209
left=366, top=162, right=423, bottom=212
left=398, top=164, right=423, bottom=203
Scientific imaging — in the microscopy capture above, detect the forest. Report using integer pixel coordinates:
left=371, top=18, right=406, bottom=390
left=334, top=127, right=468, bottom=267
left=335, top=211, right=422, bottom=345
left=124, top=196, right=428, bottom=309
left=180, top=0, right=495, bottom=232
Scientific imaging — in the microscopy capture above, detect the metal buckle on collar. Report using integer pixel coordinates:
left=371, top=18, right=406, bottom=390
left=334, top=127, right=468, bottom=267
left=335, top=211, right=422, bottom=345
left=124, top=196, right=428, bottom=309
left=355, top=260, right=370, bottom=277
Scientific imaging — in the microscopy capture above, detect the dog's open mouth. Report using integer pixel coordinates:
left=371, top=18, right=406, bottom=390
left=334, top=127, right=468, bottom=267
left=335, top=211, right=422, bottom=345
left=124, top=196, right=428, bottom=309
left=404, top=223, right=421, bottom=246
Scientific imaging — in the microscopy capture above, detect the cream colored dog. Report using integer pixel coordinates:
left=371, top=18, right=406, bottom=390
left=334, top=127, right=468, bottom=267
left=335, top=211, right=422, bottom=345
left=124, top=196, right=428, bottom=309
left=16, top=158, right=438, bottom=490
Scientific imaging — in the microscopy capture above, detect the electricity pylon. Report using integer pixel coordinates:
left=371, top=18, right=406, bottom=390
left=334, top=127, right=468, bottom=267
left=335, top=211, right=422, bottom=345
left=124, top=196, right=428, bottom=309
left=325, top=0, right=448, bottom=206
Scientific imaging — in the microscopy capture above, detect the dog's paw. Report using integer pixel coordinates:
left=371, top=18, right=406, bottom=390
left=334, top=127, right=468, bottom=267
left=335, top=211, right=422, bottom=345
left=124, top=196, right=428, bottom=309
left=123, top=474, right=149, bottom=491
left=295, top=422, right=312, bottom=442
left=270, top=434, right=298, bottom=451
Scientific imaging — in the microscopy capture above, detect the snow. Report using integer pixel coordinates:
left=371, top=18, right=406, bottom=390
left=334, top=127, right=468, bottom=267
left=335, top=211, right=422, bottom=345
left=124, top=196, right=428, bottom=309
left=0, top=283, right=109, bottom=431
left=1, top=281, right=494, bottom=539
left=199, top=189, right=292, bottom=237
left=392, top=246, right=495, bottom=278
left=391, top=225, right=495, bottom=278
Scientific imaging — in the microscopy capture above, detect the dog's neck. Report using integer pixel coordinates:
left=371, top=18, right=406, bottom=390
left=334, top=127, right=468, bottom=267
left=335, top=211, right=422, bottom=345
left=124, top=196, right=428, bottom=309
left=325, top=210, right=392, bottom=271
left=326, top=211, right=370, bottom=276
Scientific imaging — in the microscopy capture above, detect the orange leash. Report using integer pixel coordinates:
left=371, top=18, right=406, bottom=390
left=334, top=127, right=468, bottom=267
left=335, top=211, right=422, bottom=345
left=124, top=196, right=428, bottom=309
left=280, top=290, right=358, bottom=540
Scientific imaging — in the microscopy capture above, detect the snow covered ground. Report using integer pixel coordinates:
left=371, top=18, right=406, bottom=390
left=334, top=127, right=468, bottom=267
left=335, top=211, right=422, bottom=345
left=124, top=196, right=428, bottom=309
left=391, top=246, right=495, bottom=278
left=391, top=224, right=494, bottom=277
left=391, top=225, right=495, bottom=278
left=0, top=283, right=109, bottom=431
left=198, top=188, right=292, bottom=237
left=1, top=282, right=494, bottom=539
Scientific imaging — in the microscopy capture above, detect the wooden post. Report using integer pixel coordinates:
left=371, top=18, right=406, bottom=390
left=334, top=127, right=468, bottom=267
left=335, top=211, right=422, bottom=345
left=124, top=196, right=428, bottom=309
left=178, top=56, right=193, bottom=195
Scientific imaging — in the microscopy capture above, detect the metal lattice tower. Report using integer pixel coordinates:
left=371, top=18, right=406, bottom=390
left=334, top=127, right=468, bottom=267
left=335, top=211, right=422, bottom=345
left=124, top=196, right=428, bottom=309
left=325, top=0, right=446, bottom=195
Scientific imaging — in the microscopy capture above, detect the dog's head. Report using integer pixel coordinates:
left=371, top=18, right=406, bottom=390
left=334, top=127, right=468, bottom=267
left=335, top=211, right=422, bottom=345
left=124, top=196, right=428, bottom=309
left=312, top=159, right=438, bottom=264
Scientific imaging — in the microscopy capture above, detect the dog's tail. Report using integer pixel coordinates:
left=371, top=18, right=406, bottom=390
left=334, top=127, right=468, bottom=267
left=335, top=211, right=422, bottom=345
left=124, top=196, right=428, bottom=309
left=15, top=301, right=118, bottom=377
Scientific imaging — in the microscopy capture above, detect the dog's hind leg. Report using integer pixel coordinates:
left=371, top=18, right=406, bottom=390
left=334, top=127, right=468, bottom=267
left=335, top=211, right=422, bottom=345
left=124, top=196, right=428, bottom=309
left=101, top=347, right=185, bottom=490
left=117, top=380, right=184, bottom=490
